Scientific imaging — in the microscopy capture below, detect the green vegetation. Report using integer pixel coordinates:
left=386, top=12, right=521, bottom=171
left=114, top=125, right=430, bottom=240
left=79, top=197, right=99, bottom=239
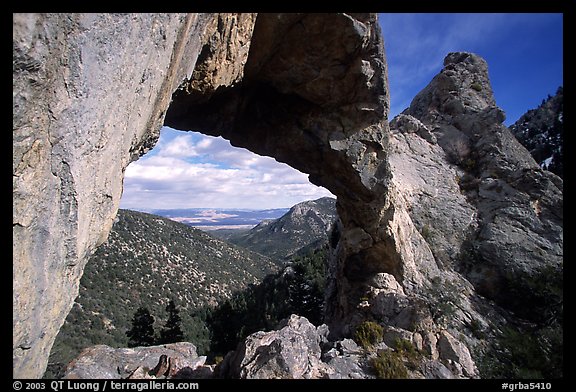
left=420, top=224, right=432, bottom=241
left=470, top=82, right=482, bottom=92
left=504, top=265, right=563, bottom=324
left=394, top=338, right=422, bottom=370
left=427, top=277, right=460, bottom=327
left=353, top=321, right=383, bottom=350
left=370, top=337, right=422, bottom=378
left=126, top=307, right=156, bottom=347
left=395, top=338, right=418, bottom=357
left=478, top=324, right=562, bottom=379
left=45, top=232, right=328, bottom=378
left=372, top=350, right=408, bottom=379
left=467, top=318, right=486, bottom=339
left=461, top=157, right=477, bottom=172
left=125, top=301, right=185, bottom=347
left=158, top=300, right=184, bottom=344
left=478, top=265, right=563, bottom=379
left=457, top=172, right=480, bottom=193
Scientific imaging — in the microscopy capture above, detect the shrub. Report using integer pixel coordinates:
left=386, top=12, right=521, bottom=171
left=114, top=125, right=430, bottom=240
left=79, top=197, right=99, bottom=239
left=354, top=321, right=384, bottom=349
left=420, top=225, right=432, bottom=241
left=471, top=82, right=482, bottom=92
left=457, top=172, right=480, bottom=193
left=462, top=157, right=477, bottom=172
left=478, top=324, right=562, bottom=379
left=372, top=350, right=408, bottom=379
left=395, top=338, right=418, bottom=356
left=467, top=318, right=486, bottom=339
left=395, top=338, right=422, bottom=370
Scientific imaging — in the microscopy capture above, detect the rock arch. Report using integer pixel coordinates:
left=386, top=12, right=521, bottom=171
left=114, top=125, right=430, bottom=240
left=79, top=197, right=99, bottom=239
left=13, top=13, right=396, bottom=378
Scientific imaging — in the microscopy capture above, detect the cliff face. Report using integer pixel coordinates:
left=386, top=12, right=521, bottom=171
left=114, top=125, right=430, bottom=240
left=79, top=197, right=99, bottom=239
left=13, top=13, right=562, bottom=379
left=378, top=53, right=562, bottom=378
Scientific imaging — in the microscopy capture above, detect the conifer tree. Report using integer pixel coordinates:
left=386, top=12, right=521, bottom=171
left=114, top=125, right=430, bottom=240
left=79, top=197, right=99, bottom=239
left=126, top=306, right=156, bottom=347
left=159, top=299, right=184, bottom=344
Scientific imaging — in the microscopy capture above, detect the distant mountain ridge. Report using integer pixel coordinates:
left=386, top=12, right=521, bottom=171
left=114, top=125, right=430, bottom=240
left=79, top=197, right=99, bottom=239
left=147, top=207, right=290, bottom=228
left=227, top=197, right=338, bottom=260
left=509, top=86, right=563, bottom=178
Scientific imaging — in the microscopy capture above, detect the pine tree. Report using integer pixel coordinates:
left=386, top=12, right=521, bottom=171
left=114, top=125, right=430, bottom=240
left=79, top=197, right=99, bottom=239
left=159, top=300, right=184, bottom=344
left=126, top=306, right=156, bottom=347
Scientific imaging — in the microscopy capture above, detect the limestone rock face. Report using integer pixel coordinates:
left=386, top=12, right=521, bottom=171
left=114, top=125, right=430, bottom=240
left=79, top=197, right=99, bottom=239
left=372, top=52, right=562, bottom=378
left=401, top=52, right=563, bottom=318
left=165, top=13, right=389, bottom=201
left=164, top=12, right=398, bottom=338
left=13, top=12, right=255, bottom=378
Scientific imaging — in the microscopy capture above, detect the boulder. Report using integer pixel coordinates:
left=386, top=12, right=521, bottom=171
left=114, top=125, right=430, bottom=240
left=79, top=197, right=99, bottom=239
left=323, top=356, right=367, bottom=379
left=437, top=331, right=478, bottom=378
left=337, top=338, right=363, bottom=356
left=62, top=343, right=201, bottom=379
left=221, top=315, right=329, bottom=379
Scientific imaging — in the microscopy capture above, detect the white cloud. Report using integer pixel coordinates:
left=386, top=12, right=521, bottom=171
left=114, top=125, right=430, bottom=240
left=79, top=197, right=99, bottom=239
left=120, top=129, right=334, bottom=210
left=157, top=134, right=198, bottom=158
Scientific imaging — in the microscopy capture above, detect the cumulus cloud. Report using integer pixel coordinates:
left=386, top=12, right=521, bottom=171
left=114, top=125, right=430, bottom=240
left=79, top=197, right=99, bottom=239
left=120, top=127, right=334, bottom=210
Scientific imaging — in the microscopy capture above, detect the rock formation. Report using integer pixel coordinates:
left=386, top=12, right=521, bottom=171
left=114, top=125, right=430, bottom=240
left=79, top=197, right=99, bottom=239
left=212, top=52, right=562, bottom=379
left=382, top=53, right=562, bottom=377
left=219, top=315, right=329, bottom=379
left=398, top=52, right=562, bottom=319
left=62, top=342, right=212, bottom=379
left=13, top=12, right=387, bottom=378
left=13, top=12, right=562, bottom=379
left=60, top=315, right=475, bottom=379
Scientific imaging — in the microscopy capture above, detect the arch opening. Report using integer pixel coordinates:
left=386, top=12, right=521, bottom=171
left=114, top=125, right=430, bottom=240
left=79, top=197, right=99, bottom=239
left=121, top=126, right=334, bottom=214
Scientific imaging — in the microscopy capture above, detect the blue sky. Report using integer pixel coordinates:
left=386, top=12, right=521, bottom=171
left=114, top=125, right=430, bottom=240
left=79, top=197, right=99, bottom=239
left=379, top=13, right=563, bottom=124
left=121, top=13, right=563, bottom=211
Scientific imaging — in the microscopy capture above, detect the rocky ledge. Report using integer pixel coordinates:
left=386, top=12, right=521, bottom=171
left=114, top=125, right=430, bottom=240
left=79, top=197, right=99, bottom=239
left=64, top=314, right=477, bottom=379
left=63, top=343, right=214, bottom=379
